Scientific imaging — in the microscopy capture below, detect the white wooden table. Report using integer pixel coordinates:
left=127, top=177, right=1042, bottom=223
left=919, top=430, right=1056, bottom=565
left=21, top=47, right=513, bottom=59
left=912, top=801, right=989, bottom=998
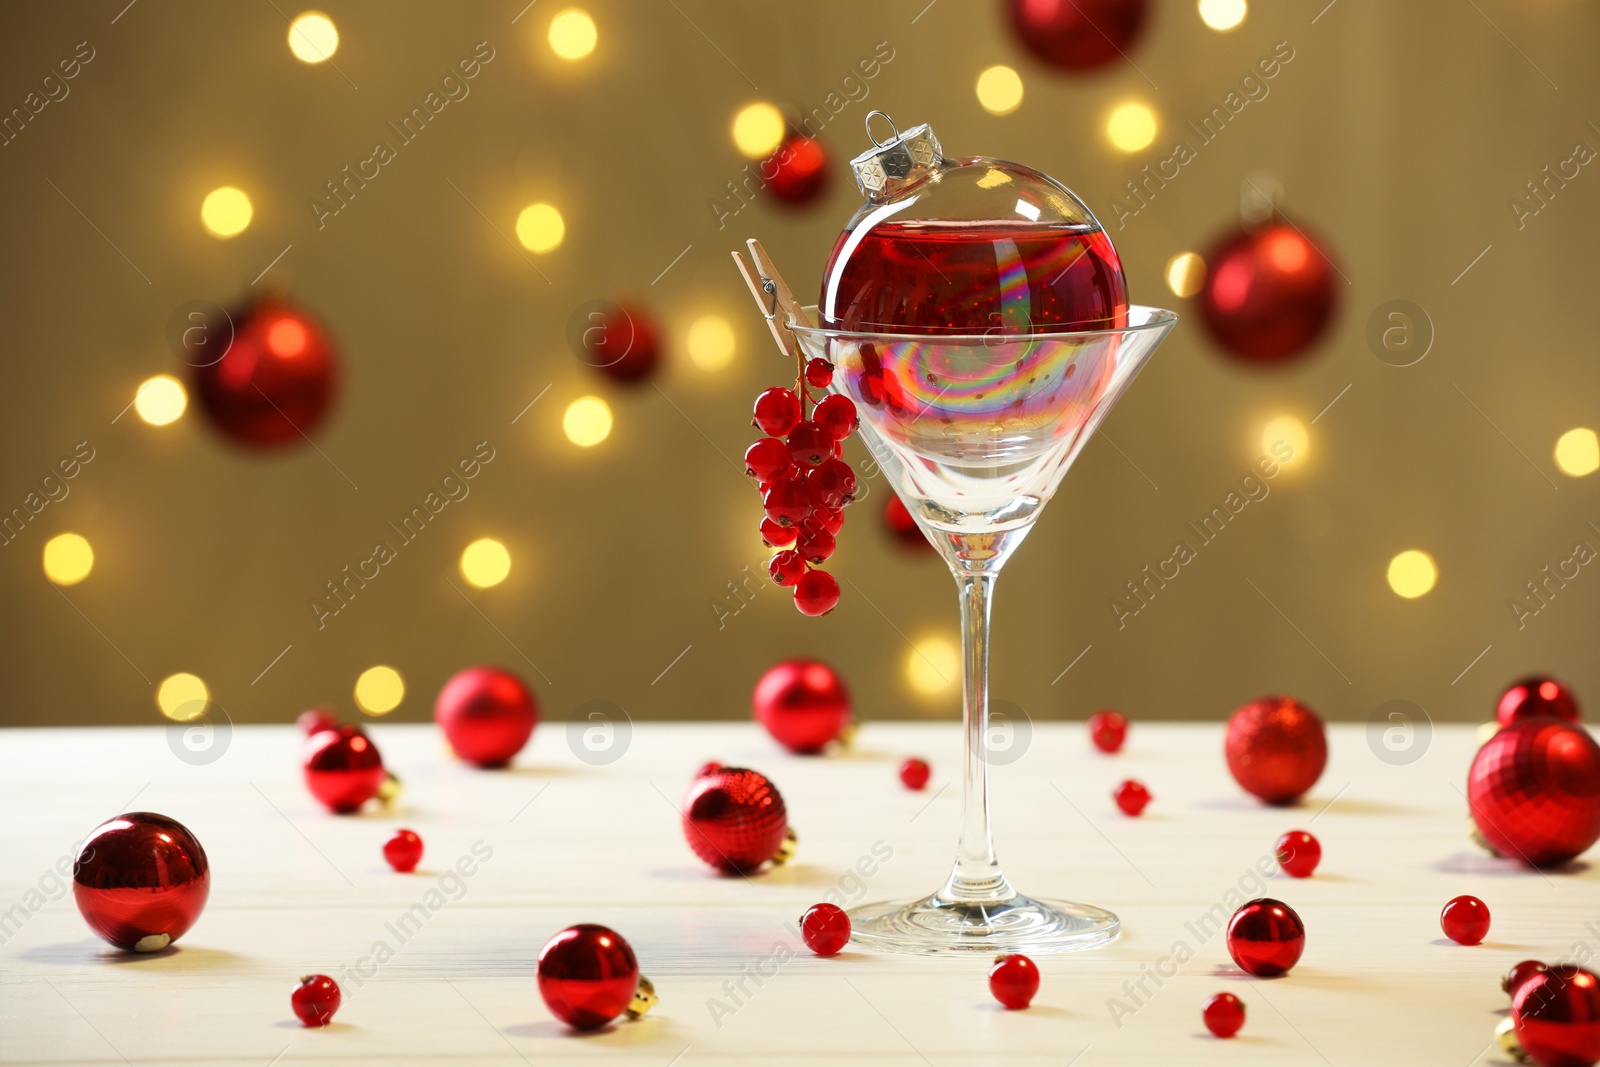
left=1, top=722, right=1587, bottom=1066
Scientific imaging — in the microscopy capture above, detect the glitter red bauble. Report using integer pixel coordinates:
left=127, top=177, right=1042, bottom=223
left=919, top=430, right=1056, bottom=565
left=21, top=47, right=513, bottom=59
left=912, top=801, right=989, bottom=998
left=435, top=666, right=538, bottom=768
left=1441, top=894, right=1490, bottom=945
left=763, top=133, right=829, bottom=206
left=191, top=297, right=339, bottom=448
left=752, top=659, right=851, bottom=754
left=383, top=829, right=423, bottom=873
left=1468, top=718, right=1600, bottom=867
left=291, top=974, right=341, bottom=1027
left=989, top=954, right=1040, bottom=1009
left=883, top=496, right=935, bottom=552
left=1006, top=0, right=1150, bottom=74
left=302, top=725, right=386, bottom=814
left=682, top=766, right=789, bottom=874
left=1499, top=676, right=1582, bottom=727
left=72, top=812, right=210, bottom=952
left=1512, top=965, right=1600, bottom=1067
left=899, top=757, right=931, bottom=791
left=1226, top=898, right=1305, bottom=977
left=1203, top=992, right=1245, bottom=1038
left=1114, top=779, right=1151, bottom=816
left=1225, top=696, right=1328, bottom=805
left=801, top=903, right=851, bottom=957
left=537, top=924, right=641, bottom=1031
left=1198, top=223, right=1339, bottom=366
left=1274, top=830, right=1321, bottom=878
left=1089, top=710, right=1128, bottom=753
left=581, top=302, right=660, bottom=383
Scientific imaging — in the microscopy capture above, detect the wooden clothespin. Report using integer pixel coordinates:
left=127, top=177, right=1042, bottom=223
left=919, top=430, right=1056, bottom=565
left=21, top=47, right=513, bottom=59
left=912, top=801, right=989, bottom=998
left=731, top=238, right=811, bottom=361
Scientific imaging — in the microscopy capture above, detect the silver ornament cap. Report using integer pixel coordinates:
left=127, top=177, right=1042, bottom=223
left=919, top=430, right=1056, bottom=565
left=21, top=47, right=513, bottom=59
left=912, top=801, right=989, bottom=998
left=850, top=112, right=943, bottom=200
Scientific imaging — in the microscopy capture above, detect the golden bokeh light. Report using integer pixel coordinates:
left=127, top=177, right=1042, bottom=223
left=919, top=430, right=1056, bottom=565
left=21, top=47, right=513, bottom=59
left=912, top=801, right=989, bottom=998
left=1387, top=550, right=1438, bottom=599
left=460, top=537, right=512, bottom=588
left=157, top=672, right=209, bottom=723
left=1165, top=252, right=1207, bottom=298
left=975, top=65, right=1024, bottom=116
left=563, top=396, right=613, bottom=447
left=1554, top=428, right=1599, bottom=477
left=548, top=9, right=597, bottom=60
left=1261, top=415, right=1309, bottom=468
left=43, top=532, right=94, bottom=585
left=134, top=375, right=187, bottom=426
left=906, top=635, right=960, bottom=697
left=355, top=665, right=405, bottom=715
left=288, top=12, right=339, bottom=63
left=686, top=314, right=735, bottom=371
left=515, top=203, right=565, bottom=253
left=1198, top=0, right=1248, bottom=32
left=201, top=186, right=252, bottom=238
left=731, top=102, right=785, bottom=158
left=1107, top=103, right=1157, bottom=153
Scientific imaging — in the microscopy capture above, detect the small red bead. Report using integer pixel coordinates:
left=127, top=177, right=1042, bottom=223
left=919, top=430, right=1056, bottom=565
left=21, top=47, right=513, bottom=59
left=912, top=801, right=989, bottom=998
left=383, top=829, right=423, bottom=873
left=298, top=708, right=339, bottom=736
left=787, top=421, right=833, bottom=468
left=793, top=569, right=840, bottom=616
left=1226, top=898, right=1305, bottom=977
left=1113, top=779, right=1151, bottom=816
left=1503, top=959, right=1547, bottom=997
left=760, top=517, right=798, bottom=548
left=989, top=954, right=1039, bottom=1009
left=769, top=550, right=806, bottom=587
left=1088, top=710, right=1127, bottom=753
left=1274, top=830, right=1321, bottom=878
left=1202, top=992, right=1245, bottom=1038
left=813, top=393, right=859, bottom=440
left=805, top=358, right=834, bottom=389
left=800, top=902, right=851, bottom=957
left=745, top=437, right=792, bottom=483
left=754, top=387, right=801, bottom=437
left=291, top=974, right=341, bottom=1027
left=1441, top=895, right=1490, bottom=945
left=899, top=757, right=930, bottom=791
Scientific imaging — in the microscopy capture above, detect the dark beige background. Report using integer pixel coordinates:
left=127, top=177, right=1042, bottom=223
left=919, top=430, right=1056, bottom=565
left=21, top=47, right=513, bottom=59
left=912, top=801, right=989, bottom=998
left=2, top=1, right=1596, bottom=730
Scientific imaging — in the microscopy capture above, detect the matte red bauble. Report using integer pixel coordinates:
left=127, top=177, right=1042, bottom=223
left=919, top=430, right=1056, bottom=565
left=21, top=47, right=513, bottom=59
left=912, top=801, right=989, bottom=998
left=1468, top=718, right=1600, bottom=867
left=434, top=666, right=538, bottom=768
left=302, top=725, right=386, bottom=814
left=1199, top=223, right=1339, bottom=365
left=1498, top=676, right=1581, bottom=727
left=1006, top=0, right=1150, bottom=74
left=763, top=133, right=829, bottom=206
left=682, top=766, right=790, bottom=874
left=537, top=924, right=642, bottom=1031
left=191, top=297, right=339, bottom=448
left=1512, top=965, right=1600, bottom=1067
left=1225, top=696, right=1327, bottom=805
left=581, top=302, right=660, bottom=383
left=752, top=659, right=851, bottom=754
left=73, top=812, right=209, bottom=952
left=1226, top=898, right=1305, bottom=977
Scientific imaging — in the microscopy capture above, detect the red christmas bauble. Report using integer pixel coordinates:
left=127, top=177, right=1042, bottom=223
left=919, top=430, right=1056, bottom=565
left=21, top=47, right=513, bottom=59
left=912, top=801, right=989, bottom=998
left=581, top=302, right=660, bottom=383
left=1226, top=898, right=1305, bottom=977
left=434, top=666, right=538, bottom=768
left=883, top=496, right=935, bottom=552
left=1468, top=718, right=1600, bottom=867
left=1006, top=0, right=1150, bottom=73
left=763, top=133, right=829, bottom=206
left=1199, top=223, right=1339, bottom=365
left=682, top=766, right=789, bottom=874
left=1507, top=960, right=1551, bottom=997
left=1225, top=696, right=1327, bottom=805
left=302, top=725, right=385, bottom=814
left=537, top=924, right=641, bottom=1031
left=73, top=812, right=209, bottom=952
left=752, top=659, right=851, bottom=754
left=1512, top=965, right=1600, bottom=1067
left=191, top=297, right=339, bottom=448
left=1499, top=676, right=1582, bottom=727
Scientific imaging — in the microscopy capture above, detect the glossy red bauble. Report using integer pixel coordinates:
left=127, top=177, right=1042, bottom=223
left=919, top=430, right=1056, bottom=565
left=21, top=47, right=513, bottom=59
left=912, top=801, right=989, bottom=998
left=1512, top=965, right=1600, bottom=1067
left=1226, top=898, right=1305, bottom=977
left=1498, top=676, right=1581, bottom=727
left=1507, top=960, right=1550, bottom=997
left=73, top=812, right=210, bottom=952
left=1089, top=710, right=1128, bottom=753
left=763, top=132, right=829, bottom=206
left=800, top=903, right=851, bottom=957
left=883, top=496, right=934, bottom=552
left=1203, top=992, right=1246, bottom=1038
left=1114, top=779, right=1151, bottom=816
left=435, top=666, right=538, bottom=768
left=297, top=707, right=338, bottom=736
left=989, top=954, right=1040, bottom=1009
left=682, top=766, right=789, bottom=874
left=1006, top=0, right=1150, bottom=74
left=191, top=297, right=339, bottom=448
left=383, top=829, right=423, bottom=873
left=580, top=302, right=660, bottom=382
left=302, top=725, right=386, bottom=814
left=1274, top=830, right=1321, bottom=878
left=1199, top=223, right=1339, bottom=366
left=752, top=659, right=852, bottom=754
left=537, top=924, right=641, bottom=1031
left=1225, top=696, right=1328, bottom=805
left=291, top=974, right=342, bottom=1027
left=1468, top=718, right=1600, bottom=867
left=899, top=757, right=931, bottom=791
left=1440, top=895, right=1490, bottom=945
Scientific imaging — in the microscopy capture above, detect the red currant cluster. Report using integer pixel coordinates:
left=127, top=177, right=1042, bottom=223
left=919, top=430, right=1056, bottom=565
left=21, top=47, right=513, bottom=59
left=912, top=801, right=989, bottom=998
left=746, top=357, right=859, bottom=616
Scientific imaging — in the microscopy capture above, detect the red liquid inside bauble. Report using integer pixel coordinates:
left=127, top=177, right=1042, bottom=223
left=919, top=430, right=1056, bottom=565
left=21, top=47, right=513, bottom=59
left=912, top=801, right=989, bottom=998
left=820, top=220, right=1128, bottom=335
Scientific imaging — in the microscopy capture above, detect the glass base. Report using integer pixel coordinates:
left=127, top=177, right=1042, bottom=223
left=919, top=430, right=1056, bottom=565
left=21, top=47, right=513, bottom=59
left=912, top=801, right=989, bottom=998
left=847, top=890, right=1120, bottom=955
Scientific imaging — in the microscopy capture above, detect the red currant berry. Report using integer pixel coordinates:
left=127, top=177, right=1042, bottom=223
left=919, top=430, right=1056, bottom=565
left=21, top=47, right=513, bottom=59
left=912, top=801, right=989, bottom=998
left=1503, top=959, right=1547, bottom=996
left=291, top=974, right=342, bottom=1027
left=1113, top=779, right=1151, bottom=816
left=813, top=393, right=858, bottom=440
left=804, top=358, right=834, bottom=389
left=899, top=757, right=930, bottom=791
left=754, top=387, right=801, bottom=437
left=793, top=568, right=840, bottom=616
left=298, top=708, right=338, bottom=736
left=763, top=477, right=812, bottom=528
left=760, top=517, right=797, bottom=548
left=800, top=902, right=851, bottom=957
left=1202, top=992, right=1245, bottom=1038
left=769, top=550, right=806, bottom=586
left=989, top=954, right=1039, bottom=1009
left=1273, top=830, right=1321, bottom=878
left=1087, top=709, right=1127, bottom=753
left=744, top=437, right=792, bottom=483
left=1441, top=894, right=1490, bottom=945
left=383, top=829, right=423, bottom=872
left=806, top=458, right=858, bottom=509
left=796, top=525, right=835, bottom=564
left=815, top=506, right=844, bottom=534
left=787, top=421, right=833, bottom=468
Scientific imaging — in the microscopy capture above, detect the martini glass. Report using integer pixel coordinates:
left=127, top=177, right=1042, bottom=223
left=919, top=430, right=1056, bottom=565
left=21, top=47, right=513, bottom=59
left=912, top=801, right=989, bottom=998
left=790, top=304, right=1176, bottom=954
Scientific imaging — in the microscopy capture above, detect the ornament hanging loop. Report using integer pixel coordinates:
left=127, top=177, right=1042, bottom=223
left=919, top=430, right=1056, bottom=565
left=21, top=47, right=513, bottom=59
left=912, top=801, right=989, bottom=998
left=865, top=110, right=900, bottom=149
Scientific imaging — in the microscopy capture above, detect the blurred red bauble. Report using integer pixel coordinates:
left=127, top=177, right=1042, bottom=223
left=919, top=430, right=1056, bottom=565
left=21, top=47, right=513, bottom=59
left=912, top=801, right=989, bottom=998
left=383, top=829, right=423, bottom=873
left=581, top=302, right=660, bottom=383
left=1507, top=961, right=1551, bottom=997
left=1468, top=718, right=1600, bottom=867
left=1113, top=779, right=1151, bottom=816
left=1088, top=709, right=1128, bottom=753
left=1006, top=0, right=1150, bottom=73
left=763, top=133, right=829, bottom=206
left=899, top=757, right=931, bottom=791
left=435, top=666, right=538, bottom=768
left=191, top=297, right=339, bottom=448
left=1226, top=898, right=1305, bottom=977
left=1225, top=696, right=1327, bottom=805
left=682, top=766, right=790, bottom=874
left=1202, top=992, right=1245, bottom=1038
left=1274, top=830, right=1321, bottom=878
left=1499, top=676, right=1581, bottom=727
left=73, top=812, right=209, bottom=952
left=1199, top=222, right=1339, bottom=366
left=302, top=725, right=385, bottom=814
left=297, top=707, right=338, bottom=736
left=752, top=659, right=851, bottom=754
left=537, top=924, right=641, bottom=1031
left=1512, top=965, right=1600, bottom=1067
left=883, top=496, right=935, bottom=552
